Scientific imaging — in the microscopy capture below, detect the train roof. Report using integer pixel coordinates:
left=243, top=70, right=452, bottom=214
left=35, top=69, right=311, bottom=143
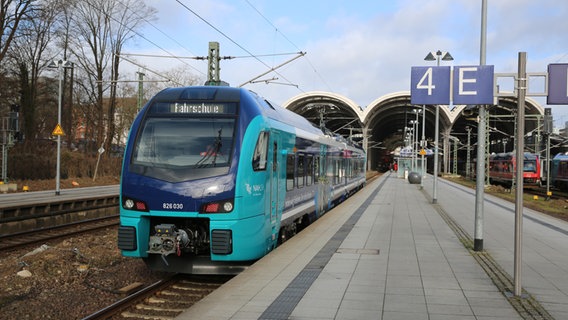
left=151, top=85, right=243, bottom=101
left=258, top=96, right=364, bottom=152
left=490, top=152, right=538, bottom=160
left=553, top=153, right=568, bottom=160
left=145, top=86, right=364, bottom=153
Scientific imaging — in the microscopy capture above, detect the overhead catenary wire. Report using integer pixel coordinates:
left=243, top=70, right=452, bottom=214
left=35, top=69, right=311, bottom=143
left=87, top=0, right=205, bottom=78
left=244, top=0, right=334, bottom=92
left=115, top=0, right=199, bottom=57
left=120, top=52, right=302, bottom=60
left=238, top=51, right=305, bottom=87
left=174, top=0, right=299, bottom=89
left=91, top=0, right=331, bottom=92
left=116, top=54, right=184, bottom=86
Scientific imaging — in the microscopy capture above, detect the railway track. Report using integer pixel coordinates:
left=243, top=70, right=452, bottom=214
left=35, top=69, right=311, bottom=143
left=530, top=184, right=568, bottom=199
left=490, top=181, right=568, bottom=200
left=0, top=185, right=120, bottom=250
left=0, top=215, right=119, bottom=251
left=83, top=275, right=230, bottom=320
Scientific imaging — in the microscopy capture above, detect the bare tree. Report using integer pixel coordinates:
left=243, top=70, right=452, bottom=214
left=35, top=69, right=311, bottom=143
left=66, top=0, right=156, bottom=155
left=66, top=0, right=111, bottom=152
left=9, top=0, right=59, bottom=141
left=163, top=64, right=203, bottom=88
left=106, top=0, right=156, bottom=155
left=0, top=0, right=33, bottom=64
left=140, top=64, right=203, bottom=101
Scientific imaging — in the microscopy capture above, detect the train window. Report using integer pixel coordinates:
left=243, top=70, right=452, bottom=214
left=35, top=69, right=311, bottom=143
left=561, top=162, right=568, bottom=176
left=252, top=131, right=269, bottom=171
left=297, top=154, right=305, bottom=188
left=286, top=154, right=295, bottom=191
left=524, top=161, right=536, bottom=172
left=306, top=155, right=314, bottom=186
left=314, top=156, right=320, bottom=183
left=328, top=157, right=337, bottom=185
left=334, top=159, right=340, bottom=185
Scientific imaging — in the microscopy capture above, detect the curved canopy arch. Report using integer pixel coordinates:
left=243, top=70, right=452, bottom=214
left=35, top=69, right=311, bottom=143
left=283, top=91, right=364, bottom=139
left=281, top=91, right=547, bottom=172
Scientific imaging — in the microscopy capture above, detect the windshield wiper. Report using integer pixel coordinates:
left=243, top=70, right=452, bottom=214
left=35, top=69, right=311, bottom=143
left=196, top=129, right=223, bottom=168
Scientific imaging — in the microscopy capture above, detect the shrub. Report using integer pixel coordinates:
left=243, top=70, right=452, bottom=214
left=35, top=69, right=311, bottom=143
left=6, top=141, right=122, bottom=180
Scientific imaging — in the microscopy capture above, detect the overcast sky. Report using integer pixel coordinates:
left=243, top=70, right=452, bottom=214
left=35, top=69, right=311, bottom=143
left=123, top=0, right=568, bottom=126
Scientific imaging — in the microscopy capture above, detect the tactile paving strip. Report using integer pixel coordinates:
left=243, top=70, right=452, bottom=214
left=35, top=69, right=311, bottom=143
left=258, top=178, right=387, bottom=320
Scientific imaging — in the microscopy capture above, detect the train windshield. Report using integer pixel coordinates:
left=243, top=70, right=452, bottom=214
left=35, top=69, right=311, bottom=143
left=130, top=116, right=235, bottom=181
left=523, top=160, right=537, bottom=172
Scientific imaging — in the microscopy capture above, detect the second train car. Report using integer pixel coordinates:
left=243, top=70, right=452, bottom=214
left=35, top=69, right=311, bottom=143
left=488, top=152, right=541, bottom=187
left=550, top=153, right=568, bottom=190
left=117, top=86, right=366, bottom=274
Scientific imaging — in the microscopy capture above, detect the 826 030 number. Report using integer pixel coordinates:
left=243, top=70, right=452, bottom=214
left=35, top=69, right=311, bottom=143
left=163, top=203, right=183, bottom=210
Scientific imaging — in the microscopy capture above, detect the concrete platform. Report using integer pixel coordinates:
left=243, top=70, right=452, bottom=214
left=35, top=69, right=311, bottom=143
left=176, top=172, right=568, bottom=319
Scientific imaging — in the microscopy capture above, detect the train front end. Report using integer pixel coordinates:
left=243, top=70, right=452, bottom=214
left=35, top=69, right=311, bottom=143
left=117, top=86, right=268, bottom=274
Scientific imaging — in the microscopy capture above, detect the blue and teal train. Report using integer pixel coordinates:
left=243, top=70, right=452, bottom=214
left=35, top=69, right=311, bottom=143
left=118, top=86, right=366, bottom=274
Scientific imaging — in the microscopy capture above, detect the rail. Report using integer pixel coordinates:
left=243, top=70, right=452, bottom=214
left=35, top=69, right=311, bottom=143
left=0, top=215, right=119, bottom=251
left=0, top=185, right=119, bottom=235
left=81, top=275, right=228, bottom=320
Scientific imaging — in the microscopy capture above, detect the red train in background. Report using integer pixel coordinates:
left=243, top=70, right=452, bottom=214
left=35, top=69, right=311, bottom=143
left=488, top=152, right=541, bottom=187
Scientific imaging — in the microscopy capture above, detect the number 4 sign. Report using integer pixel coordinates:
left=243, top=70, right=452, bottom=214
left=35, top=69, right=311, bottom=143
left=410, top=66, right=451, bottom=105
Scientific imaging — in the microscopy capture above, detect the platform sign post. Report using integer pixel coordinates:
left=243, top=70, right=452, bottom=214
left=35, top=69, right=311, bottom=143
left=547, top=63, right=568, bottom=104
left=411, top=65, right=494, bottom=204
left=454, top=65, right=493, bottom=250
left=411, top=66, right=451, bottom=204
left=513, top=52, right=527, bottom=298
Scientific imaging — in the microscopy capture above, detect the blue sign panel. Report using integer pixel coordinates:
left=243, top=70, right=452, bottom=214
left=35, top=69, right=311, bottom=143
left=410, top=66, right=451, bottom=105
left=548, top=63, right=568, bottom=105
left=452, top=65, right=494, bottom=105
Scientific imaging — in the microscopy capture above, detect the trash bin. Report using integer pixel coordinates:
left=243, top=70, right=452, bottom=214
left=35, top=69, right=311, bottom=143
left=408, top=171, right=421, bottom=184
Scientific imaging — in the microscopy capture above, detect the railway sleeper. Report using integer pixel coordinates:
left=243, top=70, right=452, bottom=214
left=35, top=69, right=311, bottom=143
left=135, top=304, right=185, bottom=312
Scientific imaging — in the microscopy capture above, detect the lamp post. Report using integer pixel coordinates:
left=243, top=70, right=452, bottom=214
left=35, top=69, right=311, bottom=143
left=405, top=126, right=413, bottom=172
left=424, top=50, right=453, bottom=203
left=421, top=104, right=426, bottom=188
left=466, top=126, right=472, bottom=179
left=405, top=126, right=413, bottom=154
left=409, top=121, right=415, bottom=170
left=48, top=60, right=72, bottom=195
left=412, top=108, right=422, bottom=171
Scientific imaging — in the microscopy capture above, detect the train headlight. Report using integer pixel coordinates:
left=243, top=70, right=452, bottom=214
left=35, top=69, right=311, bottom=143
left=200, top=199, right=234, bottom=213
left=223, top=201, right=233, bottom=212
left=124, top=199, right=135, bottom=209
left=123, top=197, right=149, bottom=212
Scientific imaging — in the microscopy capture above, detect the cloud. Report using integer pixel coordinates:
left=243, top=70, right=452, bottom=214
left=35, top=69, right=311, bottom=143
left=127, top=0, right=568, bottom=125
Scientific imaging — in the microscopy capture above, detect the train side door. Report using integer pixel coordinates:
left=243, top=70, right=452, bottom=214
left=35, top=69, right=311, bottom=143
left=317, top=146, right=331, bottom=215
left=269, top=132, right=281, bottom=234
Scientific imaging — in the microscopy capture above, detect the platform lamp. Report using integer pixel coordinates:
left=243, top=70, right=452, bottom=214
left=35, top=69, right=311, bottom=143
left=424, top=50, right=453, bottom=204
left=412, top=108, right=422, bottom=171
left=48, top=59, right=73, bottom=196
